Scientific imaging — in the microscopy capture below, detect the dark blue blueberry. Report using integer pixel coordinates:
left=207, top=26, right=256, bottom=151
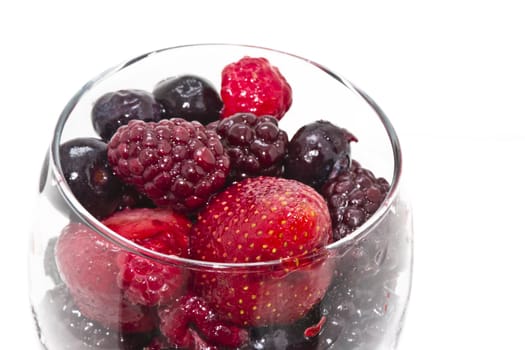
left=284, top=120, right=356, bottom=191
left=92, top=89, right=164, bottom=141
left=59, top=137, right=123, bottom=219
left=153, top=75, right=222, bottom=124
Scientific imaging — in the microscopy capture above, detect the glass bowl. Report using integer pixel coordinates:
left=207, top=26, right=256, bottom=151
left=30, top=44, right=413, bottom=350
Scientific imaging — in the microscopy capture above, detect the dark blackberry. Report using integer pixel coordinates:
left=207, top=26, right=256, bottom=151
left=40, top=285, right=153, bottom=349
left=213, top=113, right=288, bottom=181
left=107, top=118, right=230, bottom=213
left=284, top=120, right=357, bottom=190
left=60, top=137, right=124, bottom=219
left=92, top=89, right=164, bottom=141
left=322, top=160, right=390, bottom=241
left=153, top=75, right=222, bottom=125
left=116, top=184, right=156, bottom=211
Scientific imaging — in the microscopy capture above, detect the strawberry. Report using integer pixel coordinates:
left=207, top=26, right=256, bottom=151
left=190, top=176, right=334, bottom=327
left=103, top=207, right=191, bottom=243
left=55, top=222, right=156, bottom=332
left=220, top=56, right=292, bottom=120
left=103, top=208, right=192, bottom=306
left=55, top=208, right=192, bottom=333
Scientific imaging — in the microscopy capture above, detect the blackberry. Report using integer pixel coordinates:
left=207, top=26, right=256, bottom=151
left=92, top=89, right=164, bottom=141
left=116, top=184, right=156, bottom=211
left=284, top=120, right=357, bottom=190
left=153, top=75, right=222, bottom=125
left=41, top=285, right=153, bottom=349
left=322, top=160, right=390, bottom=241
left=60, top=137, right=123, bottom=219
left=107, top=118, right=230, bottom=213
left=213, top=113, right=288, bottom=181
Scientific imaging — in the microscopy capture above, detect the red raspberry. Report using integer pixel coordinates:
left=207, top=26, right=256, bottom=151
left=191, top=176, right=334, bottom=327
left=103, top=208, right=191, bottom=306
left=55, top=222, right=156, bottom=332
left=158, top=295, right=248, bottom=348
left=107, top=118, right=230, bottom=213
left=220, top=56, right=292, bottom=119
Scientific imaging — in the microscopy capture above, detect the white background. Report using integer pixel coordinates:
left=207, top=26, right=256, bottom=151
left=1, top=1, right=524, bottom=348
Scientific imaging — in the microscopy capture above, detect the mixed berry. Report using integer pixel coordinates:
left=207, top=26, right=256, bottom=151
left=43, top=54, right=397, bottom=349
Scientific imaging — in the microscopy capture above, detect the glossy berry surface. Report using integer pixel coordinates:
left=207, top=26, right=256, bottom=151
left=212, top=113, right=288, bottom=181
left=221, top=56, right=292, bottom=119
left=92, top=89, right=164, bottom=142
left=107, top=118, right=230, bottom=213
left=153, top=75, right=222, bottom=125
left=103, top=208, right=191, bottom=306
left=191, top=176, right=333, bottom=327
left=41, top=285, right=154, bottom=349
left=285, top=120, right=357, bottom=191
left=55, top=223, right=156, bottom=332
left=322, top=160, right=390, bottom=240
left=59, top=137, right=123, bottom=219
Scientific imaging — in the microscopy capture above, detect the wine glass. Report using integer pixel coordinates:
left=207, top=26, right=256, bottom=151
left=30, top=44, right=412, bottom=350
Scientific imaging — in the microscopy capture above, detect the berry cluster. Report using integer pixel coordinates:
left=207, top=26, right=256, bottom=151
left=48, top=55, right=392, bottom=349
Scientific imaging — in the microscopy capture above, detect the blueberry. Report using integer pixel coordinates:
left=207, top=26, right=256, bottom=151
left=284, top=120, right=357, bottom=190
left=92, top=89, right=164, bottom=141
left=153, top=75, right=222, bottom=124
left=59, top=137, right=123, bottom=219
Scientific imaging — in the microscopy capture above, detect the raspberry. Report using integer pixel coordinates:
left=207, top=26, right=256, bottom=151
left=321, top=160, right=390, bottom=240
left=221, top=56, right=292, bottom=119
left=107, top=118, right=230, bottom=213
left=191, top=176, right=334, bottom=327
left=158, top=295, right=248, bottom=348
left=212, top=113, right=288, bottom=181
left=103, top=208, right=191, bottom=306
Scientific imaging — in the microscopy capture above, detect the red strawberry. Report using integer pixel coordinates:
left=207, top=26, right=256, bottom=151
left=220, top=56, right=292, bottom=120
left=56, top=208, right=191, bottom=333
left=55, top=223, right=155, bottom=332
left=103, top=207, right=191, bottom=243
left=190, top=176, right=334, bottom=327
left=103, top=208, right=192, bottom=306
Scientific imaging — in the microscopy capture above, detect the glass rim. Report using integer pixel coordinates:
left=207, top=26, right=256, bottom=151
left=49, top=43, right=403, bottom=270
